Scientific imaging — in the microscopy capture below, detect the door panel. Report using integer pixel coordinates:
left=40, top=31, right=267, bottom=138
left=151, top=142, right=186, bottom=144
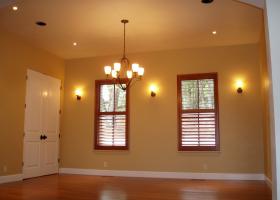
left=42, top=76, right=60, bottom=134
left=23, top=137, right=41, bottom=178
left=24, top=70, right=43, bottom=135
left=23, top=69, right=60, bottom=179
left=41, top=76, right=60, bottom=175
left=42, top=139, right=58, bottom=175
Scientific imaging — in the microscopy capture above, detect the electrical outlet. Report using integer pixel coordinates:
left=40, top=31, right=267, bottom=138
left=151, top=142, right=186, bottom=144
left=103, top=161, right=108, bottom=168
left=3, top=165, right=7, bottom=173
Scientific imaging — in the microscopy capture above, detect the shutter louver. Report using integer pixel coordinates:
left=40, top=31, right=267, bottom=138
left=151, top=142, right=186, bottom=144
left=181, top=112, right=216, bottom=147
left=98, top=114, right=126, bottom=146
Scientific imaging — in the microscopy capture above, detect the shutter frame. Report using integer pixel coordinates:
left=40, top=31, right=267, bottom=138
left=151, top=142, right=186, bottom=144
left=177, top=73, right=220, bottom=151
left=94, top=79, right=129, bottom=150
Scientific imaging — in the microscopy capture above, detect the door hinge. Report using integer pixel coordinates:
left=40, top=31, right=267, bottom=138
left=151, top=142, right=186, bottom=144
left=60, top=85, right=63, bottom=90
left=24, top=104, right=26, bottom=109
left=58, top=158, right=60, bottom=163
left=22, top=162, right=24, bottom=167
left=59, top=109, right=62, bottom=115
left=59, top=134, right=61, bottom=139
left=25, top=75, right=28, bottom=80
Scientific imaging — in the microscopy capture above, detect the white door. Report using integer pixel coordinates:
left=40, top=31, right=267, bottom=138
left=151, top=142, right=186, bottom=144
left=23, top=69, right=61, bottom=179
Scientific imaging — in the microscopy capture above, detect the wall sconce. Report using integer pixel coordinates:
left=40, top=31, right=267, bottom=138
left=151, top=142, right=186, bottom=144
left=75, top=88, right=83, bottom=100
left=149, top=84, right=158, bottom=97
left=235, top=80, right=244, bottom=94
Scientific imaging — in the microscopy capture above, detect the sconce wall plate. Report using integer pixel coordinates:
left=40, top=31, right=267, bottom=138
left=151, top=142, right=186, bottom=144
left=237, top=87, right=243, bottom=94
left=151, top=91, right=156, bottom=97
left=76, top=95, right=82, bottom=100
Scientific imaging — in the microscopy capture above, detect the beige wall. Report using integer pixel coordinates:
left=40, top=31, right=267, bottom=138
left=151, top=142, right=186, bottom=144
left=61, top=44, right=264, bottom=174
left=0, top=30, right=65, bottom=176
left=259, top=27, right=272, bottom=180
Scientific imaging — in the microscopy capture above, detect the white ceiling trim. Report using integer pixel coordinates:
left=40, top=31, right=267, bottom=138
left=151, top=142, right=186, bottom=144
left=237, top=0, right=265, bottom=8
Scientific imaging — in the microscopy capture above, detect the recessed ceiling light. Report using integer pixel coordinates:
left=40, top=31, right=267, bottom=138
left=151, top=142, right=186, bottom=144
left=73, top=42, right=77, bottom=46
left=212, top=30, right=217, bottom=35
left=201, top=0, right=214, bottom=4
left=12, top=6, right=18, bottom=11
left=36, top=21, right=47, bottom=26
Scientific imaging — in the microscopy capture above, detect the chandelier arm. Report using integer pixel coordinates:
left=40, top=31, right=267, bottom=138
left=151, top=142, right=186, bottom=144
left=126, top=78, right=133, bottom=89
left=127, top=77, right=140, bottom=89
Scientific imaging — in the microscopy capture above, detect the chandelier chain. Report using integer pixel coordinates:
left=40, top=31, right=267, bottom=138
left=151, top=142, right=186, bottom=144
left=123, top=21, right=126, bottom=58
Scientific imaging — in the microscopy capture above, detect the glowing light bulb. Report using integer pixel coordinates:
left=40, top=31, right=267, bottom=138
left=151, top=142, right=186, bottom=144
left=127, top=70, right=133, bottom=79
left=138, top=67, right=144, bottom=76
left=235, top=80, right=244, bottom=94
left=236, top=80, right=244, bottom=88
left=149, top=84, right=158, bottom=97
left=104, top=66, right=112, bottom=75
left=112, top=70, right=117, bottom=78
left=75, top=88, right=83, bottom=100
left=132, top=63, right=139, bottom=72
left=114, top=63, right=121, bottom=72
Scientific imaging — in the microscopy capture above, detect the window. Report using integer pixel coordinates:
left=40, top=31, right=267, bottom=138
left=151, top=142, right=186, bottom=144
left=95, top=80, right=129, bottom=150
left=177, top=73, right=219, bottom=151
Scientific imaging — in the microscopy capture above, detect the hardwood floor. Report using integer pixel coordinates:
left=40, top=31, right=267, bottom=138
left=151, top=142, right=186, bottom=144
left=0, top=174, right=271, bottom=200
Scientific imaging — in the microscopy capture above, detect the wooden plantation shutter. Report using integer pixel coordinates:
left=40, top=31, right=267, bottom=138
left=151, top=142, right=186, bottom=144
left=177, top=73, right=219, bottom=151
left=95, top=80, right=129, bottom=150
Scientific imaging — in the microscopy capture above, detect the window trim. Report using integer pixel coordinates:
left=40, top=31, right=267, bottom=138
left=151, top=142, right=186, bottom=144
left=94, top=79, right=129, bottom=150
left=177, top=73, right=220, bottom=151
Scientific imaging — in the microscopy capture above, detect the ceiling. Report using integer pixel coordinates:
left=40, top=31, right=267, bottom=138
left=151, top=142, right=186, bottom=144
left=0, top=0, right=263, bottom=59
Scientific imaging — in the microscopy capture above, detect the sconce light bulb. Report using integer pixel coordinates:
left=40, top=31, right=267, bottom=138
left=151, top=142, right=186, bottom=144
left=236, top=80, right=244, bottom=88
left=75, top=89, right=83, bottom=100
left=235, top=80, right=244, bottom=94
left=149, top=84, right=157, bottom=97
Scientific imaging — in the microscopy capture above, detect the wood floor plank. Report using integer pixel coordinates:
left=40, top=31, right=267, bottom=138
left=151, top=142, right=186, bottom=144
left=0, top=174, right=272, bottom=200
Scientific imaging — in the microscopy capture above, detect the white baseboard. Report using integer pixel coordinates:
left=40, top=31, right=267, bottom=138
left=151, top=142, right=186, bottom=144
left=0, top=174, right=23, bottom=184
left=59, top=168, right=265, bottom=181
left=265, top=176, right=272, bottom=189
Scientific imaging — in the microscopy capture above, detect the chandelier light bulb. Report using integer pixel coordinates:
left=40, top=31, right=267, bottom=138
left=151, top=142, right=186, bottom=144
left=114, top=63, right=121, bottom=72
left=112, top=70, right=118, bottom=78
left=138, top=67, right=144, bottom=76
left=132, top=63, right=139, bottom=72
left=104, top=66, right=112, bottom=75
left=127, top=70, right=133, bottom=79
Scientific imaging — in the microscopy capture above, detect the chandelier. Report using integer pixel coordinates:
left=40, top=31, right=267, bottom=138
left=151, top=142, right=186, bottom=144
left=104, top=19, right=144, bottom=90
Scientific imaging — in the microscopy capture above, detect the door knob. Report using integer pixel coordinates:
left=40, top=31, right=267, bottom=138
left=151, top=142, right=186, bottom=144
left=40, top=135, right=47, bottom=140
